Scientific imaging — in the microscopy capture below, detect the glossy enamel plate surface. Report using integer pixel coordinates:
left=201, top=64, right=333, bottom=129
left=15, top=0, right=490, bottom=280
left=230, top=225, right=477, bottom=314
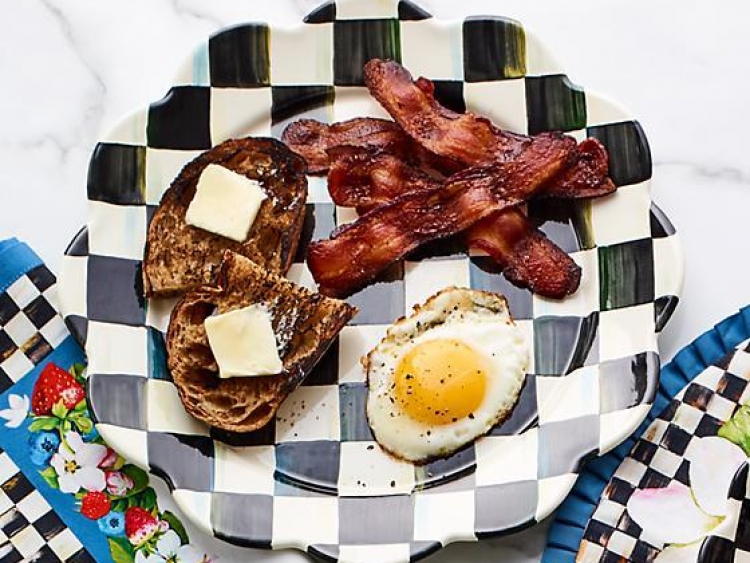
left=57, top=1, right=683, bottom=560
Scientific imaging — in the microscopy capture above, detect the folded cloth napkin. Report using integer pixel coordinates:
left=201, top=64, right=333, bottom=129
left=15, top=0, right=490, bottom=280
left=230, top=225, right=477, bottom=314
left=542, top=306, right=750, bottom=562
left=0, top=239, right=213, bottom=563
left=0, top=238, right=44, bottom=295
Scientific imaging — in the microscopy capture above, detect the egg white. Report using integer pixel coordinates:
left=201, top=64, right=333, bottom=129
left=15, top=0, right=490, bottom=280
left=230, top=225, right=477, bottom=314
left=365, top=288, right=529, bottom=463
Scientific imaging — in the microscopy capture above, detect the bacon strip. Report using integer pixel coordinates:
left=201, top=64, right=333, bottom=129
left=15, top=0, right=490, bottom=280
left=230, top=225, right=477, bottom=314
left=281, top=118, right=405, bottom=174
left=466, top=213, right=581, bottom=298
left=327, top=147, right=581, bottom=298
left=308, top=134, right=576, bottom=297
left=364, top=59, right=615, bottom=197
left=365, top=60, right=524, bottom=165
left=327, top=145, right=440, bottom=212
left=282, top=117, right=461, bottom=176
left=543, top=138, right=616, bottom=198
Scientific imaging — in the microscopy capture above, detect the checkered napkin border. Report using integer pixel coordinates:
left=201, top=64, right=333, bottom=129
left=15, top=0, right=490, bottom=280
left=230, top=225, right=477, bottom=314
left=0, top=265, right=67, bottom=399
left=543, top=306, right=750, bottom=563
left=0, top=260, right=94, bottom=563
left=0, top=449, right=93, bottom=563
left=56, top=0, right=682, bottom=561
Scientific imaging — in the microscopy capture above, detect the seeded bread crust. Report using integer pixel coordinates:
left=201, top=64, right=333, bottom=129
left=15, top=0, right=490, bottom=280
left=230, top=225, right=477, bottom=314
left=143, top=137, right=307, bottom=297
left=166, top=251, right=356, bottom=434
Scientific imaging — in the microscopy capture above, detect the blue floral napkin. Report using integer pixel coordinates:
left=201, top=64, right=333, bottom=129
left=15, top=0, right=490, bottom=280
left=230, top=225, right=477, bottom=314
left=0, top=239, right=212, bottom=563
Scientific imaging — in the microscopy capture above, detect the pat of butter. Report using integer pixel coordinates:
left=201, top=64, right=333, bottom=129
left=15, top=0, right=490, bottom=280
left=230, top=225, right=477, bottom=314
left=204, top=304, right=283, bottom=378
left=185, top=164, right=266, bottom=242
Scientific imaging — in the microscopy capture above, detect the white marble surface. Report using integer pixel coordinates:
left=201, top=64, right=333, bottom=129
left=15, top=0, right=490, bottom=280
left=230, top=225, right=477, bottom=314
left=1, top=1, right=750, bottom=561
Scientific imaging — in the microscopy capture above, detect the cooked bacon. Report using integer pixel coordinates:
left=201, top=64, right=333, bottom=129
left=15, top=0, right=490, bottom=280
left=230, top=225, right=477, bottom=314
left=543, top=138, right=616, bottom=199
left=466, top=212, right=581, bottom=298
left=281, top=117, right=461, bottom=176
left=296, top=118, right=616, bottom=209
left=285, top=62, right=614, bottom=200
left=289, top=60, right=614, bottom=298
left=283, top=112, right=613, bottom=201
left=281, top=117, right=405, bottom=174
left=327, top=145, right=440, bottom=212
left=365, top=60, right=524, bottom=165
left=308, top=133, right=576, bottom=297
left=327, top=148, right=581, bottom=297
left=364, top=59, right=615, bottom=197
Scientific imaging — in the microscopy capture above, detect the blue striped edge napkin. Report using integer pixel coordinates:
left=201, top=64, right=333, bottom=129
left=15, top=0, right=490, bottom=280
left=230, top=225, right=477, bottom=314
left=542, top=306, right=750, bottom=562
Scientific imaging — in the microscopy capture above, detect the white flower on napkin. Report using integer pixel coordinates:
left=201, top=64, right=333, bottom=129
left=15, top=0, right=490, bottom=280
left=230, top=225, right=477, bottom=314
left=135, top=530, right=213, bottom=563
left=105, top=471, right=134, bottom=496
left=627, top=436, right=746, bottom=561
left=0, top=394, right=29, bottom=428
left=50, top=431, right=107, bottom=493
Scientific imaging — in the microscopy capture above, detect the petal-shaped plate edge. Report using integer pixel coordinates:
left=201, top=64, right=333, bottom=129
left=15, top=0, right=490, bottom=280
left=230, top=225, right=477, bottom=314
left=57, top=1, right=685, bottom=560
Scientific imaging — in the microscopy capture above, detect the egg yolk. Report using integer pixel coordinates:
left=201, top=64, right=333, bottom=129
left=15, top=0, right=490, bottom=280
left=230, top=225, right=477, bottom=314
left=394, top=339, right=487, bottom=425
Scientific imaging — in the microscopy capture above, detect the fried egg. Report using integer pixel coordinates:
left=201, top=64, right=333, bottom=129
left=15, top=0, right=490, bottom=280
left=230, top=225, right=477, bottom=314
left=365, top=287, right=529, bottom=463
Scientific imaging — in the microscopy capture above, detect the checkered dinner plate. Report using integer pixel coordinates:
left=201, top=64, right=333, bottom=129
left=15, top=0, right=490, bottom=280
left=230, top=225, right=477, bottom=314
left=56, top=1, right=683, bottom=561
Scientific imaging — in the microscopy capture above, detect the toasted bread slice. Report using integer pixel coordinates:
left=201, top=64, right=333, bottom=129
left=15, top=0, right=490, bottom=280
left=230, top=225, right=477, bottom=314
left=166, top=251, right=356, bottom=433
left=143, top=138, right=307, bottom=297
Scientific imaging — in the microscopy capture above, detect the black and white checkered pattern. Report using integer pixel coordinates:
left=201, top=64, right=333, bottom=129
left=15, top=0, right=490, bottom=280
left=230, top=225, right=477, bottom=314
left=57, top=0, right=682, bottom=561
left=691, top=462, right=750, bottom=563
left=0, top=448, right=94, bottom=563
left=0, top=265, right=67, bottom=395
left=577, top=341, right=750, bottom=562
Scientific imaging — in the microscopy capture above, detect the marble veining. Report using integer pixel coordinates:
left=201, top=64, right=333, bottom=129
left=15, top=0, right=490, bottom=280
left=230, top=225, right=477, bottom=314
left=163, top=0, right=225, bottom=30
left=656, top=161, right=750, bottom=187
